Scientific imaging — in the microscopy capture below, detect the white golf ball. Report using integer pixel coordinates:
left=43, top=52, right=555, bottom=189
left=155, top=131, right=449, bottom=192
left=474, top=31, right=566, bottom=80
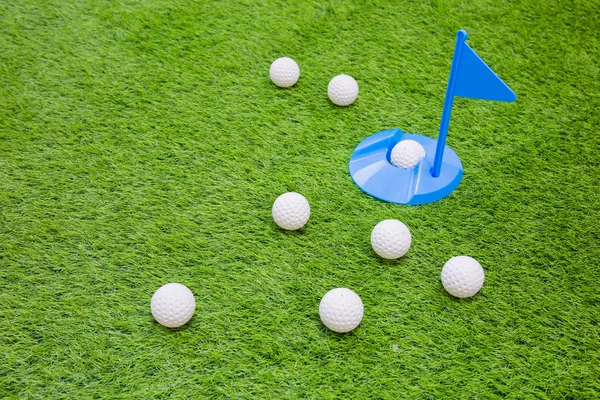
left=370, top=219, right=412, bottom=259
left=390, top=140, right=426, bottom=169
left=441, top=256, right=485, bottom=298
left=272, top=192, right=310, bottom=230
left=151, top=283, right=196, bottom=328
left=327, top=74, right=359, bottom=106
left=319, top=288, right=364, bottom=333
left=270, top=57, right=300, bottom=88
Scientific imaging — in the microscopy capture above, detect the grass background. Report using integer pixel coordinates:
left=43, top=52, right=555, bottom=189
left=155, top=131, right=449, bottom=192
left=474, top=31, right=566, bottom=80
left=1, top=0, right=599, bottom=398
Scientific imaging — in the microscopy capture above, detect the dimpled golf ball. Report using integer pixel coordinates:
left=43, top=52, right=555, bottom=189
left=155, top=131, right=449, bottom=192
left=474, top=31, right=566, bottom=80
left=370, top=219, right=412, bottom=259
left=390, top=139, right=426, bottom=169
left=327, top=74, right=359, bottom=106
left=319, top=288, right=364, bottom=333
left=272, top=192, right=310, bottom=230
left=441, top=256, right=485, bottom=298
left=270, top=57, right=300, bottom=88
left=151, top=283, right=196, bottom=328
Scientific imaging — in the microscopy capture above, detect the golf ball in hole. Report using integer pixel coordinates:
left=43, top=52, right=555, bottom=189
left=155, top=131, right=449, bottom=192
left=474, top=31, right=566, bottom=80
left=328, top=74, right=359, bottom=106
left=319, top=288, right=364, bottom=333
left=270, top=57, right=300, bottom=88
left=371, top=219, right=412, bottom=259
left=441, top=256, right=485, bottom=298
left=272, top=192, right=310, bottom=230
left=151, top=283, right=196, bottom=328
left=390, top=140, right=426, bottom=169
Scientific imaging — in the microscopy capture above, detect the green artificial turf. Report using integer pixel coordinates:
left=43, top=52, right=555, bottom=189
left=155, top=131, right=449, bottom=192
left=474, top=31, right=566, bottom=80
left=1, top=0, right=599, bottom=398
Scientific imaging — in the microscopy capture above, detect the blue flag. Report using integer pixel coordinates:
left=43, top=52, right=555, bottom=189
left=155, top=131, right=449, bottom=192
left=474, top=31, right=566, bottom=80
left=453, top=40, right=516, bottom=102
left=432, top=30, right=516, bottom=177
left=347, top=30, right=517, bottom=205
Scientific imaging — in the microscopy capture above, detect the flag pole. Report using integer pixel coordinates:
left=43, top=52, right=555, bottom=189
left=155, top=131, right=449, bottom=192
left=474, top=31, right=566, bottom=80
left=432, top=30, right=468, bottom=178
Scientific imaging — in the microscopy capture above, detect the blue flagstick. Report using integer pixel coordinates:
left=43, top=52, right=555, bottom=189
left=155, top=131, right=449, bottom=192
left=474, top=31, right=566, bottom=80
left=348, top=30, right=515, bottom=205
left=432, top=30, right=468, bottom=178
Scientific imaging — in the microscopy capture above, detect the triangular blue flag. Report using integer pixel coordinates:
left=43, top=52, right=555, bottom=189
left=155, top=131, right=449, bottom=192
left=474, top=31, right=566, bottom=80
left=453, top=41, right=516, bottom=102
left=432, top=30, right=516, bottom=178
